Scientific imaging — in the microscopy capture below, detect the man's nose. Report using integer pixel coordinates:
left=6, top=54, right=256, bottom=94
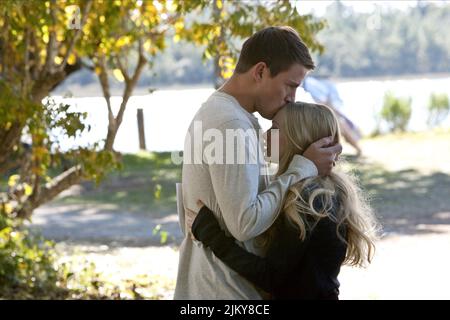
left=285, top=91, right=296, bottom=103
left=285, top=94, right=294, bottom=103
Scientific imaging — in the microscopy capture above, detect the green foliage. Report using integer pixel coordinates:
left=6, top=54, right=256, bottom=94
left=0, top=95, right=104, bottom=216
left=0, top=81, right=37, bottom=127
left=380, top=92, right=412, bottom=133
left=0, top=213, right=168, bottom=299
left=152, top=224, right=174, bottom=244
left=0, top=214, right=60, bottom=298
left=427, top=93, right=450, bottom=127
left=77, top=148, right=121, bottom=185
left=177, top=0, right=326, bottom=84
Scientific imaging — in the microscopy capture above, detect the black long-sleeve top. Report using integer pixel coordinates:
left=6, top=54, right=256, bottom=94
left=192, top=196, right=347, bottom=300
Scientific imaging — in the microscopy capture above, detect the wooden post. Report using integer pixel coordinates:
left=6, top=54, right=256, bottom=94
left=137, top=108, right=146, bottom=150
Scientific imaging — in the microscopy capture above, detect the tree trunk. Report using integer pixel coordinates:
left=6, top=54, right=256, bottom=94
left=104, top=125, right=118, bottom=152
left=16, top=165, right=83, bottom=219
left=213, top=0, right=225, bottom=90
left=0, top=122, right=23, bottom=175
left=102, top=50, right=147, bottom=152
left=213, top=55, right=223, bottom=89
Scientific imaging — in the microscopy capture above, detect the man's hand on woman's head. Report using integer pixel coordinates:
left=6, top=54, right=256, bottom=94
left=303, top=136, right=342, bottom=176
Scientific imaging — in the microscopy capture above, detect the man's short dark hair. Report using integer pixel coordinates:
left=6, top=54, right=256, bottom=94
left=235, top=26, right=315, bottom=77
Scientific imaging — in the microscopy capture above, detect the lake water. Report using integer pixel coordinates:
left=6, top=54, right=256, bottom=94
left=54, top=75, right=450, bottom=153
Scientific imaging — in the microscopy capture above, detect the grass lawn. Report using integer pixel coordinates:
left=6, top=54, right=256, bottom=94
left=54, top=151, right=181, bottom=218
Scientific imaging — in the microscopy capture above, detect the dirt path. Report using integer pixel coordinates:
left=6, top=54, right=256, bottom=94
left=29, top=203, right=184, bottom=246
left=339, top=226, right=450, bottom=299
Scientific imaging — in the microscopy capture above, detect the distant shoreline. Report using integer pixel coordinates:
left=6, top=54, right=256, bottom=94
left=52, top=82, right=214, bottom=98
left=53, top=72, right=450, bottom=98
left=332, top=72, right=450, bottom=83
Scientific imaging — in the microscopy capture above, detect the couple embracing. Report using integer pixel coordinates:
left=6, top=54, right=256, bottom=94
left=175, top=26, right=379, bottom=300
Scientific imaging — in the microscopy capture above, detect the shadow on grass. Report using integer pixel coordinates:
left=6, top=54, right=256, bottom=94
left=55, top=151, right=182, bottom=218
left=30, top=202, right=184, bottom=247
left=342, top=155, right=450, bottom=237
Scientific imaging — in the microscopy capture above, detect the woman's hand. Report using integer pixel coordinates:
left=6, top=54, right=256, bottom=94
left=186, top=200, right=206, bottom=240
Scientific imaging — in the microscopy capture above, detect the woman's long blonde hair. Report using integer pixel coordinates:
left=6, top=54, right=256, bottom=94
left=263, top=102, right=380, bottom=267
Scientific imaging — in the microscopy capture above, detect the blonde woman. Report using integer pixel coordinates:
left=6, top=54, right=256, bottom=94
left=190, top=102, right=380, bottom=300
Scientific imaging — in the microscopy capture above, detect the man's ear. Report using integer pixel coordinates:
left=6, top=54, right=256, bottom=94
left=252, top=62, right=268, bottom=83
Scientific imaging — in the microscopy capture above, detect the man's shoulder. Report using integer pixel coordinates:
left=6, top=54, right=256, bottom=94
left=196, top=94, right=254, bottom=130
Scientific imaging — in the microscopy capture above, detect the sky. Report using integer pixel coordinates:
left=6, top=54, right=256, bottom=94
left=292, top=0, right=449, bottom=16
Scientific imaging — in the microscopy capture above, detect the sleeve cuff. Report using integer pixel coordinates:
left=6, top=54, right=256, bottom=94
left=285, top=154, right=318, bottom=178
left=192, top=206, right=223, bottom=243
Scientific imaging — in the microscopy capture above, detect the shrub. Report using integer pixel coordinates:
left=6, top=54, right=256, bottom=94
left=0, top=214, right=62, bottom=298
left=380, top=92, right=412, bottom=132
left=0, top=214, right=113, bottom=299
left=427, top=93, right=450, bottom=127
left=0, top=213, right=169, bottom=299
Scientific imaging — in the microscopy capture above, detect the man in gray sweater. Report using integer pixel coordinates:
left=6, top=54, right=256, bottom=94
left=174, top=26, right=342, bottom=299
